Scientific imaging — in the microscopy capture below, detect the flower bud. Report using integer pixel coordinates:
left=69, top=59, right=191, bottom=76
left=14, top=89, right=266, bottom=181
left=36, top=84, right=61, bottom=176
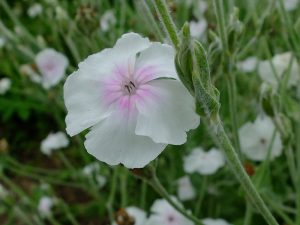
left=175, top=23, right=220, bottom=120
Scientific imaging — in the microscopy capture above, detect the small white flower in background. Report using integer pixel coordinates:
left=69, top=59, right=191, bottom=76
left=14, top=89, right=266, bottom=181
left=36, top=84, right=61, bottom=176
left=82, top=162, right=100, bottom=176
left=0, top=36, right=6, bottom=48
left=41, top=132, right=69, bottom=156
left=189, top=20, right=207, bottom=39
left=237, top=56, right=258, bottom=73
left=95, top=175, right=107, bottom=188
left=239, top=116, right=282, bottom=161
left=35, top=48, right=69, bottom=89
left=184, top=147, right=225, bottom=175
left=64, top=32, right=200, bottom=168
left=113, top=207, right=147, bottom=225
left=38, top=196, right=55, bottom=217
left=0, top=78, right=11, bottom=95
left=82, top=163, right=106, bottom=188
left=282, top=0, right=298, bottom=11
left=177, top=176, right=196, bottom=201
left=146, top=198, right=193, bottom=225
left=193, top=0, right=208, bottom=19
left=258, top=52, right=300, bottom=90
left=100, top=10, right=116, bottom=32
left=27, top=3, right=43, bottom=18
left=202, top=218, right=232, bottom=225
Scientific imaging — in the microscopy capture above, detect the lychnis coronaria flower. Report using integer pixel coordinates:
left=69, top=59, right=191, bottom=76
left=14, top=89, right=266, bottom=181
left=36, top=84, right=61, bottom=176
left=64, top=33, right=200, bottom=168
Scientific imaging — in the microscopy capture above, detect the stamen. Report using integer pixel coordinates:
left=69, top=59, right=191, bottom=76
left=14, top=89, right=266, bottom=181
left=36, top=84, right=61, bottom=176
left=129, top=81, right=135, bottom=87
left=123, top=81, right=136, bottom=94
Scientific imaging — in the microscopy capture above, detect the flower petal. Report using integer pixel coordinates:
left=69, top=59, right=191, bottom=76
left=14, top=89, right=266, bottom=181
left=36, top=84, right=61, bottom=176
left=114, top=32, right=150, bottom=59
left=76, top=33, right=150, bottom=82
left=135, top=79, right=200, bottom=145
left=84, top=111, right=167, bottom=168
left=134, top=43, right=178, bottom=82
left=35, top=48, right=68, bottom=89
left=64, top=72, right=112, bottom=136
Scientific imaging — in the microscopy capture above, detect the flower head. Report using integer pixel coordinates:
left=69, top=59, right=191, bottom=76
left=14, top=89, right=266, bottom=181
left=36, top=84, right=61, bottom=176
left=202, top=218, right=232, bottom=225
left=64, top=33, right=200, bottom=168
left=282, top=0, right=298, bottom=11
left=237, top=56, right=258, bottom=73
left=100, top=10, right=116, bottom=32
left=27, top=3, right=43, bottom=18
left=258, top=52, right=300, bottom=90
left=239, top=116, right=282, bottom=161
left=41, top=131, right=69, bottom=155
left=0, top=78, right=11, bottom=95
left=184, top=147, right=225, bottom=175
left=35, top=48, right=69, bottom=89
left=38, top=196, right=55, bottom=217
left=146, top=198, right=193, bottom=225
left=177, top=176, right=196, bottom=201
left=189, top=20, right=207, bottom=39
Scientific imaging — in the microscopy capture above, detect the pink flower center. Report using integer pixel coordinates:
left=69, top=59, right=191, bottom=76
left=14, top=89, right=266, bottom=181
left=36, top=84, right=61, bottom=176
left=123, top=80, right=137, bottom=95
left=103, top=61, right=157, bottom=114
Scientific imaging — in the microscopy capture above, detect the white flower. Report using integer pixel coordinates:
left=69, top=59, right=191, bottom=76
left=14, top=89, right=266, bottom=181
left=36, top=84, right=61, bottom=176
left=202, top=218, right=232, bottom=225
left=38, top=196, right=55, bottom=217
left=177, top=176, right=196, bottom=201
left=239, top=116, right=282, bottom=161
left=189, top=20, right=207, bottom=39
left=184, top=147, right=225, bottom=175
left=64, top=32, right=200, bottom=168
left=0, top=36, right=6, bottom=48
left=0, top=78, right=11, bottom=95
left=82, top=162, right=100, bottom=176
left=258, top=52, right=300, bottom=90
left=237, top=56, right=258, bottom=73
left=41, top=132, right=69, bottom=155
left=282, top=0, right=298, bottom=11
left=27, top=3, right=43, bottom=18
left=113, top=207, right=147, bottom=225
left=96, top=175, right=107, bottom=188
left=35, top=48, right=69, bottom=89
left=146, top=198, right=193, bottom=225
left=100, top=10, right=116, bottom=32
left=193, top=0, right=208, bottom=19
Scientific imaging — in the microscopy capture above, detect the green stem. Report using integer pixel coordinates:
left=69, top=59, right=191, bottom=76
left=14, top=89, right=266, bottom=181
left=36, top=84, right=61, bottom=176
left=139, top=0, right=165, bottom=41
left=194, top=176, right=207, bottom=217
left=296, top=123, right=300, bottom=224
left=226, top=73, right=242, bottom=158
left=212, top=0, right=228, bottom=52
left=243, top=201, right=253, bottom=225
left=140, top=180, right=148, bottom=209
left=213, top=118, right=279, bottom=225
left=106, top=167, right=119, bottom=222
left=264, top=195, right=295, bottom=225
left=148, top=174, right=204, bottom=225
left=120, top=168, right=128, bottom=207
left=151, top=0, right=179, bottom=49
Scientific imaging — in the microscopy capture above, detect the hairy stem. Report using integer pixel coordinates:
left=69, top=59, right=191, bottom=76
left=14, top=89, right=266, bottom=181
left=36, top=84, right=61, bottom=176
left=151, top=0, right=179, bottom=49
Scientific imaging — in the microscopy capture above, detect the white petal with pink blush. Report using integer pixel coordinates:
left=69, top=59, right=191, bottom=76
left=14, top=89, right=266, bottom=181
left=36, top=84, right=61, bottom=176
left=146, top=198, right=194, bottom=225
left=64, top=32, right=200, bottom=168
left=35, top=48, right=69, bottom=89
left=184, top=147, right=225, bottom=175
